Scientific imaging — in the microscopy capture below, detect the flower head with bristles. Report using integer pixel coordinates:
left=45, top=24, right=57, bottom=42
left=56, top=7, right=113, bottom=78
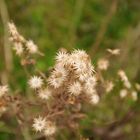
left=97, top=58, right=109, bottom=71
left=38, top=88, right=52, bottom=100
left=90, top=94, right=100, bottom=105
left=26, top=40, right=38, bottom=54
left=68, top=81, right=82, bottom=96
left=29, top=76, right=43, bottom=89
left=32, top=116, right=46, bottom=132
left=0, top=85, right=9, bottom=97
left=44, top=121, right=56, bottom=136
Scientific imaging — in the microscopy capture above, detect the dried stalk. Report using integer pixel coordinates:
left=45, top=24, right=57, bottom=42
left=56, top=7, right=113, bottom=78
left=89, top=0, right=118, bottom=58
left=0, top=0, right=13, bottom=83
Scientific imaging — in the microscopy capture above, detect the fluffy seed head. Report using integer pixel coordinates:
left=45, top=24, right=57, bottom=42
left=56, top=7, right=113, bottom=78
left=38, top=88, right=52, bottom=100
left=131, top=91, right=137, bottom=101
left=120, top=89, right=127, bottom=98
left=44, top=121, right=56, bottom=136
left=118, top=70, right=131, bottom=89
left=90, top=94, right=100, bottom=104
left=97, top=58, right=109, bottom=70
left=105, top=81, right=114, bottom=93
left=74, top=61, right=88, bottom=74
left=85, top=76, right=97, bottom=87
left=55, top=51, right=69, bottom=64
left=8, top=22, right=18, bottom=36
left=107, top=48, right=120, bottom=55
left=0, top=85, right=9, bottom=97
left=8, top=22, right=25, bottom=43
left=13, top=42, right=24, bottom=55
left=72, top=49, right=89, bottom=61
left=29, top=76, right=43, bottom=89
left=68, top=82, right=82, bottom=96
left=78, top=73, right=89, bottom=82
left=32, top=116, right=46, bottom=132
left=135, top=83, right=140, bottom=91
left=48, top=67, right=67, bottom=88
left=26, top=40, right=38, bottom=54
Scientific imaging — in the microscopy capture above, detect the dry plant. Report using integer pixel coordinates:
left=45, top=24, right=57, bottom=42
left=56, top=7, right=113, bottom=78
left=0, top=22, right=139, bottom=140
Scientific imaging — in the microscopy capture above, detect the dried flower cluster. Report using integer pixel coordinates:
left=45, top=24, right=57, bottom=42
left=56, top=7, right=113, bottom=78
left=2, top=22, right=138, bottom=139
left=29, top=49, right=100, bottom=135
left=118, top=70, right=138, bottom=101
left=118, top=70, right=131, bottom=89
left=29, top=49, right=99, bottom=102
left=8, top=22, right=38, bottom=56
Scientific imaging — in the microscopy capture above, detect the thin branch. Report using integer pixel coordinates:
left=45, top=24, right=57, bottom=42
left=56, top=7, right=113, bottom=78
left=89, top=0, right=118, bottom=58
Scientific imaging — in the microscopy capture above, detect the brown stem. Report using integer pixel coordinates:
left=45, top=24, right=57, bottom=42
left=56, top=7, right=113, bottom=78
left=0, top=0, right=13, bottom=83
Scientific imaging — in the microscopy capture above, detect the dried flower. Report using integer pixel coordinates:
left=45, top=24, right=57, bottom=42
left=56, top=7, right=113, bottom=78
left=90, top=94, right=100, bottom=104
left=8, top=22, right=18, bottom=37
left=131, top=91, right=137, bottom=101
left=0, top=85, right=9, bottom=97
left=105, top=81, right=114, bottom=93
left=78, top=73, right=89, bottom=82
left=38, top=88, right=52, bottom=100
left=44, top=121, right=56, bottom=136
left=107, top=48, right=120, bottom=55
left=135, top=83, right=140, bottom=91
left=29, top=76, right=43, bottom=89
left=55, top=51, right=69, bottom=64
left=120, top=89, right=127, bottom=98
left=118, top=70, right=131, bottom=89
left=13, top=42, right=24, bottom=55
left=8, top=22, right=41, bottom=57
left=26, top=40, right=38, bottom=54
left=48, top=67, right=67, bottom=88
left=97, top=58, right=109, bottom=71
left=0, top=106, right=7, bottom=116
left=68, top=82, right=82, bottom=96
left=85, top=76, right=97, bottom=87
left=8, top=22, right=25, bottom=43
left=32, top=116, right=46, bottom=132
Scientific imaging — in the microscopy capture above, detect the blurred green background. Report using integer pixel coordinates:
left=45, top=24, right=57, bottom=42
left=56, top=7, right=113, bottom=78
left=0, top=0, right=140, bottom=139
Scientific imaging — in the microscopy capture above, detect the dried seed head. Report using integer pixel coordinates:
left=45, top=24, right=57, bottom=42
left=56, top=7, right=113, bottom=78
left=13, top=42, right=24, bottom=55
left=44, top=121, right=56, bottom=136
left=105, top=81, right=114, bottom=93
left=8, top=22, right=25, bottom=43
left=0, top=85, right=9, bottom=97
left=55, top=51, right=69, bottom=65
left=131, top=91, right=137, bottom=101
left=120, top=89, right=127, bottom=98
left=118, top=70, right=131, bottom=89
left=26, top=40, right=38, bottom=54
left=107, top=48, right=120, bottom=55
left=68, top=82, right=82, bottom=96
left=32, top=116, right=46, bottom=132
left=135, top=83, right=140, bottom=91
left=29, top=76, right=43, bottom=89
left=8, top=22, right=18, bottom=36
left=38, top=88, right=52, bottom=100
left=48, top=67, right=67, bottom=88
left=90, top=94, right=100, bottom=105
left=97, top=58, right=109, bottom=71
